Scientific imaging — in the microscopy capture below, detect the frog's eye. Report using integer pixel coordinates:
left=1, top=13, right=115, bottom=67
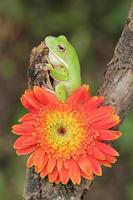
left=57, top=44, right=66, bottom=52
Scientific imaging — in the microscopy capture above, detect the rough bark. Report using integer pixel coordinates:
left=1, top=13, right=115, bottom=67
left=99, top=3, right=133, bottom=119
left=23, top=3, right=133, bottom=200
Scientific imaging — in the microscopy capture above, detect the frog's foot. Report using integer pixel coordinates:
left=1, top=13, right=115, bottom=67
left=45, top=63, right=54, bottom=70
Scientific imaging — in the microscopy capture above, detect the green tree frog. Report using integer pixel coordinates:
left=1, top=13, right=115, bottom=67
left=45, top=35, right=81, bottom=101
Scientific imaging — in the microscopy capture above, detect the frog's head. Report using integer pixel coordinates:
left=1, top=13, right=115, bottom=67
left=45, top=35, right=80, bottom=68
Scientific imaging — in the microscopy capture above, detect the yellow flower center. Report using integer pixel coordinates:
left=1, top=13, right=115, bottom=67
left=35, top=105, right=87, bottom=160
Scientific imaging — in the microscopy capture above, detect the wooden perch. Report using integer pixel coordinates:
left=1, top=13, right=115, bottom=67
left=23, top=3, right=133, bottom=200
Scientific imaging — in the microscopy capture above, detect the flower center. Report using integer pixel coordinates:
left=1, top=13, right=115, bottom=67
left=35, top=105, right=87, bottom=159
left=57, top=127, right=66, bottom=136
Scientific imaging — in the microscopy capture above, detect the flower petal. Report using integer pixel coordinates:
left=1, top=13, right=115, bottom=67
left=32, top=153, right=48, bottom=172
left=47, top=158, right=56, bottom=173
left=83, top=96, right=104, bottom=112
left=97, top=130, right=121, bottom=141
left=22, top=90, right=42, bottom=111
left=64, top=160, right=70, bottom=169
left=27, top=153, right=35, bottom=168
left=78, top=157, right=92, bottom=175
left=13, top=136, right=36, bottom=149
left=16, top=145, right=37, bottom=155
left=21, top=96, right=37, bottom=112
left=68, top=159, right=81, bottom=184
left=93, top=115, right=120, bottom=129
left=92, top=146, right=105, bottom=160
left=12, top=124, right=34, bottom=135
left=55, top=176, right=60, bottom=184
left=100, top=160, right=112, bottom=168
left=88, top=156, right=102, bottom=176
left=59, top=165, right=69, bottom=184
left=88, top=106, right=115, bottom=122
left=40, top=166, right=48, bottom=177
left=80, top=170, right=93, bottom=180
left=34, top=86, right=58, bottom=105
left=48, top=166, right=58, bottom=182
left=57, top=160, right=63, bottom=172
left=33, top=149, right=46, bottom=173
left=67, top=84, right=90, bottom=105
left=19, top=113, right=37, bottom=122
left=96, top=141, right=119, bottom=156
left=22, top=121, right=35, bottom=126
left=105, top=154, right=117, bottom=163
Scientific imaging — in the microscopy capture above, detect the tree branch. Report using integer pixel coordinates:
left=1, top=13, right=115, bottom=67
left=23, top=3, right=133, bottom=200
left=99, top=3, right=133, bottom=118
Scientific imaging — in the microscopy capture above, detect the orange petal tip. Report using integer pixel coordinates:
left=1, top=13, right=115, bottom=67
left=82, top=84, right=89, bottom=90
left=114, top=115, right=121, bottom=124
left=98, top=170, right=102, bottom=176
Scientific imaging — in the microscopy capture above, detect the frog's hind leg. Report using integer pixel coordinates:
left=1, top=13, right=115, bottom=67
left=55, top=84, right=68, bottom=102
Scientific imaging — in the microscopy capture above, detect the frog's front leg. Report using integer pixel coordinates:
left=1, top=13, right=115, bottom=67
left=50, top=67, right=69, bottom=81
left=55, top=84, right=68, bottom=101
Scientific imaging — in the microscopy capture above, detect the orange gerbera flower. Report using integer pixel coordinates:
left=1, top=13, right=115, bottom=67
left=12, top=85, right=121, bottom=184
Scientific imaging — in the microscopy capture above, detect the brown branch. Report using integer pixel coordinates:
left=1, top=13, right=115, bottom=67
left=99, top=3, right=133, bottom=118
left=23, top=3, right=133, bottom=200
